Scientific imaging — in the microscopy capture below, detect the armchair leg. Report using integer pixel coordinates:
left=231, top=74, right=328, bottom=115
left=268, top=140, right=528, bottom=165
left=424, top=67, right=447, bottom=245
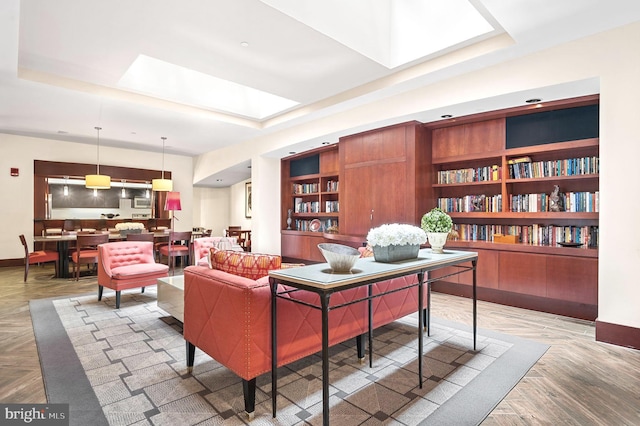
left=141, top=286, right=145, bottom=294
left=24, top=263, right=29, bottom=282
left=115, top=291, right=121, bottom=309
left=98, top=285, right=104, bottom=301
left=186, top=341, right=195, bottom=373
left=242, top=378, right=257, bottom=416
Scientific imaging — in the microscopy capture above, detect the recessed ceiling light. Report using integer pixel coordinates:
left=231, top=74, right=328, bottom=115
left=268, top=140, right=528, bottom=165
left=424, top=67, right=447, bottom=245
left=240, top=41, right=249, bottom=47
left=526, top=98, right=542, bottom=104
left=322, top=141, right=330, bottom=145
left=216, top=179, right=223, bottom=182
left=247, top=165, right=252, bottom=168
left=441, top=114, right=453, bottom=119
left=289, top=151, right=296, bottom=155
left=57, top=130, right=68, bottom=134
left=130, top=131, right=136, bottom=135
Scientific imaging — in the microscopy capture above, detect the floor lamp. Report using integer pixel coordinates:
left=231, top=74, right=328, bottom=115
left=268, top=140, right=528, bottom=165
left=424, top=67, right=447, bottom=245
left=164, top=192, right=181, bottom=230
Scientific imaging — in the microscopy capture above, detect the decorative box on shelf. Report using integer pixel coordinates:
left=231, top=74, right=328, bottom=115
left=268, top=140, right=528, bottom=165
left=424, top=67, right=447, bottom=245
left=493, top=234, right=519, bottom=244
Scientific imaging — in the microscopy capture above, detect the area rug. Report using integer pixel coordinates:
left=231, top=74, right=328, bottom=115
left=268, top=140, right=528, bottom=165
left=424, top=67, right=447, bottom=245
left=30, top=290, right=549, bottom=426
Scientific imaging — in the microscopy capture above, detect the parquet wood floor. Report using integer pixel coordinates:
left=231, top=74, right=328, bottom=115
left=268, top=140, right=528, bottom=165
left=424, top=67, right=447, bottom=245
left=1, top=264, right=639, bottom=424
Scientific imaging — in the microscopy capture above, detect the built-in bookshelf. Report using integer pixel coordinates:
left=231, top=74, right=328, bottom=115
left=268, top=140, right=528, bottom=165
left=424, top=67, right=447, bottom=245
left=427, top=96, right=600, bottom=320
left=281, top=146, right=339, bottom=224
left=433, top=137, right=599, bottom=249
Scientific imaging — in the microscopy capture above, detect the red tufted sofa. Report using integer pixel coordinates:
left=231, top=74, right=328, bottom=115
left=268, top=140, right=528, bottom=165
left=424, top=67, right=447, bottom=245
left=97, top=241, right=169, bottom=308
left=183, top=249, right=424, bottom=417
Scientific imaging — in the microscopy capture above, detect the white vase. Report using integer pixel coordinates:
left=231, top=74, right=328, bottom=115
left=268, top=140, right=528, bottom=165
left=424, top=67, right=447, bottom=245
left=427, top=232, right=449, bottom=254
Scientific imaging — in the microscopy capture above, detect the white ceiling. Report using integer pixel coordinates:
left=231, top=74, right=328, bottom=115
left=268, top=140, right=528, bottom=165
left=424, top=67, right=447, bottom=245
left=2, top=0, right=640, bottom=187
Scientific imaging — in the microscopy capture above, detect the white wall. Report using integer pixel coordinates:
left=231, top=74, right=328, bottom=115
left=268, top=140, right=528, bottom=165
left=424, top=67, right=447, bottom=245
left=229, top=179, right=252, bottom=231
left=0, top=133, right=193, bottom=258
left=193, top=186, right=230, bottom=237
left=251, top=156, right=281, bottom=255
left=192, top=21, right=640, bottom=332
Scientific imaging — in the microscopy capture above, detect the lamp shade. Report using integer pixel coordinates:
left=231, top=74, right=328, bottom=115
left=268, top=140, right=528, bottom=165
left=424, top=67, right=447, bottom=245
left=85, top=174, right=111, bottom=189
left=164, top=191, right=181, bottom=211
left=152, top=178, right=173, bottom=192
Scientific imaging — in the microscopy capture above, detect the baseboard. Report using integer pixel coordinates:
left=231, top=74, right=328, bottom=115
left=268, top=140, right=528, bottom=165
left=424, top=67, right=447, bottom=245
left=0, top=258, right=23, bottom=268
left=432, top=281, right=598, bottom=321
left=595, top=320, right=640, bottom=350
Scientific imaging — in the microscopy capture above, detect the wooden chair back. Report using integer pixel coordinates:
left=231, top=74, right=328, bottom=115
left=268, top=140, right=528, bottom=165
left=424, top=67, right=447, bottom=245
left=126, top=232, right=155, bottom=242
left=72, top=233, right=109, bottom=281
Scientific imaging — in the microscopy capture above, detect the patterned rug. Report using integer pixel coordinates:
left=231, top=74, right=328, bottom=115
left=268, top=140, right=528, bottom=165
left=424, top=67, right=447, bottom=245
left=30, top=289, right=548, bottom=425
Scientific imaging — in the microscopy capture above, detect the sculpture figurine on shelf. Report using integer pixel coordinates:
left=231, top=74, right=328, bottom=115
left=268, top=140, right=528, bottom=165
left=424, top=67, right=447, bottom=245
left=549, top=185, right=564, bottom=212
left=286, top=209, right=292, bottom=230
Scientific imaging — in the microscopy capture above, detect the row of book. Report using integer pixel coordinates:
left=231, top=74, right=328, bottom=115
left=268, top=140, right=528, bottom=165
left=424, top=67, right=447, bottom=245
left=437, top=195, right=503, bottom=213
left=292, top=182, right=319, bottom=194
left=325, top=200, right=339, bottom=213
left=453, top=224, right=599, bottom=247
left=509, top=192, right=599, bottom=212
left=507, top=156, right=599, bottom=179
left=294, top=218, right=339, bottom=232
left=437, top=165, right=500, bottom=184
left=325, top=180, right=339, bottom=192
left=294, top=200, right=321, bottom=213
left=294, top=200, right=339, bottom=213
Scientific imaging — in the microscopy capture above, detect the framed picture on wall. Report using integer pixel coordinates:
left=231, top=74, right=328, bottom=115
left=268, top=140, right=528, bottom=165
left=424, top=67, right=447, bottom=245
left=245, top=182, right=252, bottom=218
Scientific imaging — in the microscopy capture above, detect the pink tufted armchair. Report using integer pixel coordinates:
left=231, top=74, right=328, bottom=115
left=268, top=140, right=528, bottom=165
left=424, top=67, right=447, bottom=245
left=97, top=241, right=169, bottom=308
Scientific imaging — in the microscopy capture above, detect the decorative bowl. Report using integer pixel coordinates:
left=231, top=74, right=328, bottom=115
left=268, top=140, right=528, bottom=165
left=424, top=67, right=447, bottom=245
left=317, top=243, right=360, bottom=272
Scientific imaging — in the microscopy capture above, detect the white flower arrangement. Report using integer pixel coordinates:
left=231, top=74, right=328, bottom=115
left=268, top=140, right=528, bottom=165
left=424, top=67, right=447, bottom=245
left=115, top=222, right=145, bottom=231
left=366, top=223, right=427, bottom=247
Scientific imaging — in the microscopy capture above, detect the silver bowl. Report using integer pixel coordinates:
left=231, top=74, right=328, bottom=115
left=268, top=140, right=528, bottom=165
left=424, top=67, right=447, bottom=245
left=317, top=243, right=360, bottom=272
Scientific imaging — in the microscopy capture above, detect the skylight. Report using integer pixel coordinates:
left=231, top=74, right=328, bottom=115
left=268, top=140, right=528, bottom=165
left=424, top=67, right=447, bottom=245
left=260, top=0, right=495, bottom=68
left=118, top=55, right=299, bottom=120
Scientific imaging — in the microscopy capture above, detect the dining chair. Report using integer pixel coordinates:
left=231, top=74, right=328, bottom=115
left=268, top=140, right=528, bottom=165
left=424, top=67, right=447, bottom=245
left=126, top=232, right=155, bottom=242
left=70, top=233, right=109, bottom=281
left=19, top=234, right=59, bottom=282
left=226, top=227, right=246, bottom=250
left=158, top=231, right=192, bottom=275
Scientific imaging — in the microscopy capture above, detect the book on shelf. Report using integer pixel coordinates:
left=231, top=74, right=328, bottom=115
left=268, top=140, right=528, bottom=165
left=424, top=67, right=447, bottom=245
left=454, top=223, right=598, bottom=248
left=507, top=156, right=532, bottom=164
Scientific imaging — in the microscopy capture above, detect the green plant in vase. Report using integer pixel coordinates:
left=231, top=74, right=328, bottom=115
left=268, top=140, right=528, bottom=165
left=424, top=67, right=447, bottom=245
left=421, top=208, right=453, bottom=254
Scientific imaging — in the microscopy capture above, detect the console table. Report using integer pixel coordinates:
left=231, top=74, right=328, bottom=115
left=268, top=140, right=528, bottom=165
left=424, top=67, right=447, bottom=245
left=268, top=248, right=478, bottom=425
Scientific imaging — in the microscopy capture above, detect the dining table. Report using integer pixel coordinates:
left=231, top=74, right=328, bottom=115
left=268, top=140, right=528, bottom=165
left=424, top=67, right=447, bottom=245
left=33, top=231, right=171, bottom=279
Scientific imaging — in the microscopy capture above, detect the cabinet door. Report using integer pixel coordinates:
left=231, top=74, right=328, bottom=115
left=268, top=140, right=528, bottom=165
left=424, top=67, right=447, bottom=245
left=458, top=249, right=499, bottom=288
left=546, top=256, right=598, bottom=304
left=342, top=160, right=410, bottom=236
left=498, top=252, right=547, bottom=297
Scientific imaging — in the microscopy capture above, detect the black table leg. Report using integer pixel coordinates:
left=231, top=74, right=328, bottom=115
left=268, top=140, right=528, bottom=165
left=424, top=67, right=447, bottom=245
left=320, top=292, right=331, bottom=426
left=270, top=278, right=278, bottom=418
left=472, top=259, right=477, bottom=350
left=417, top=271, right=424, bottom=388
left=58, top=240, right=70, bottom=279
left=368, top=284, right=373, bottom=368
left=426, top=271, right=431, bottom=335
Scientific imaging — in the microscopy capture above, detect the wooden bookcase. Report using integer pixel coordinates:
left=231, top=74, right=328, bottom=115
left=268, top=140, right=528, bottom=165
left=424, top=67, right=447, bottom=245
left=426, top=95, right=599, bottom=320
left=281, top=146, right=339, bottom=262
left=279, top=96, right=599, bottom=320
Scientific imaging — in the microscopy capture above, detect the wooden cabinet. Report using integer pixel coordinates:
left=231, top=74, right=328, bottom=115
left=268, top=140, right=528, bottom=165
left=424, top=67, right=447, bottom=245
left=279, top=96, right=599, bottom=320
left=428, top=95, right=599, bottom=320
left=339, top=121, right=431, bottom=236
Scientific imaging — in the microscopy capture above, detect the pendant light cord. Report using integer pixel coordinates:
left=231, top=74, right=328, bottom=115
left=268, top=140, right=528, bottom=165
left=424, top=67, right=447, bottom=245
left=95, top=126, right=102, bottom=175
left=161, top=137, right=167, bottom=179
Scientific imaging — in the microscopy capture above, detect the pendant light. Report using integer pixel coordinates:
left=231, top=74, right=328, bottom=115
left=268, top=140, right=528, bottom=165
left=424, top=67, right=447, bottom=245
left=85, top=126, right=111, bottom=189
left=63, top=176, right=69, bottom=196
left=121, top=180, right=126, bottom=198
left=145, top=181, right=150, bottom=199
left=152, top=136, right=173, bottom=191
